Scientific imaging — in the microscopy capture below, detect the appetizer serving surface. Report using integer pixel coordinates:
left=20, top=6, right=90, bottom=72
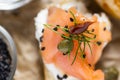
left=35, top=0, right=112, bottom=80
left=0, top=0, right=120, bottom=80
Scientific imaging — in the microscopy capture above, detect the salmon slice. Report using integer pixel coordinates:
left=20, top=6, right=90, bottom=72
left=41, top=7, right=111, bottom=80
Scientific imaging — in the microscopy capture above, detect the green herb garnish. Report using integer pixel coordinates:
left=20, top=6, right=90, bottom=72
left=70, top=11, right=77, bottom=25
left=71, top=38, right=81, bottom=65
left=43, top=11, right=96, bottom=64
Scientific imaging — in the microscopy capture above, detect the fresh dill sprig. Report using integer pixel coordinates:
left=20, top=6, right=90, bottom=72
left=71, top=38, right=81, bottom=65
left=43, top=24, right=61, bottom=35
left=44, top=23, right=95, bottom=64
left=69, top=11, right=77, bottom=25
left=43, top=11, right=96, bottom=65
left=44, top=24, right=71, bottom=40
left=87, top=41, right=92, bottom=55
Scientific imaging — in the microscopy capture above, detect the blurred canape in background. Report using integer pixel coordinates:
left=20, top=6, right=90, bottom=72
left=96, top=0, right=120, bottom=19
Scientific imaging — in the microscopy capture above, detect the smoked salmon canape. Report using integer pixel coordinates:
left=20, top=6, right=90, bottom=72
left=35, top=0, right=112, bottom=80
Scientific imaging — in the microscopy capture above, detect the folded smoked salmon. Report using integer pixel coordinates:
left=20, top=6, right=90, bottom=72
left=35, top=1, right=111, bottom=80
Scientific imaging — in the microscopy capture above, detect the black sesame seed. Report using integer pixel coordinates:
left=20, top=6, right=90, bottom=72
left=42, top=29, right=44, bottom=33
left=63, top=52, right=69, bottom=55
left=104, top=27, right=106, bottom=31
left=70, top=17, right=74, bottom=22
left=53, top=27, right=58, bottom=31
left=96, top=41, right=102, bottom=46
left=40, top=36, right=43, bottom=42
left=56, top=25, right=60, bottom=27
left=83, top=54, right=86, bottom=58
left=91, top=29, right=95, bottom=32
left=57, top=75, right=62, bottom=80
left=63, top=74, right=68, bottom=79
left=63, top=53, right=66, bottom=55
left=88, top=64, right=91, bottom=67
left=94, top=35, right=96, bottom=38
left=41, top=47, right=45, bottom=51
left=64, top=25, right=68, bottom=28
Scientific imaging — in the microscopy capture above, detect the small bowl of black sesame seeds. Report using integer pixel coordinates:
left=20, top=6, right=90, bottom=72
left=0, top=26, right=17, bottom=80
